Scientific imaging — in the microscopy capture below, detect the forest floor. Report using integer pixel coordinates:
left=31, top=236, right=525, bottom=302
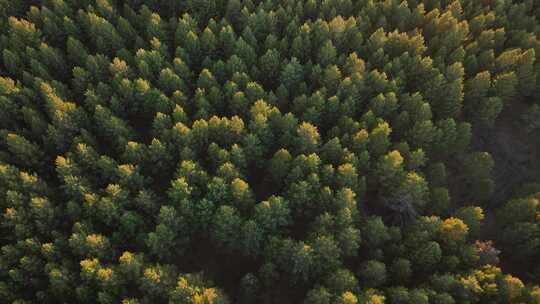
left=471, top=99, right=540, bottom=209
left=471, top=98, right=540, bottom=279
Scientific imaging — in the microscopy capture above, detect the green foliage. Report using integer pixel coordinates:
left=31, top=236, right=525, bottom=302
left=495, top=194, right=540, bottom=281
left=463, top=152, right=495, bottom=203
left=359, top=260, right=387, bottom=288
left=0, top=1, right=539, bottom=303
left=454, top=206, right=484, bottom=237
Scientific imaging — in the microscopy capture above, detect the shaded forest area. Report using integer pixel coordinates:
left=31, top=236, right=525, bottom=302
left=472, top=99, right=540, bottom=206
left=1, top=0, right=540, bottom=303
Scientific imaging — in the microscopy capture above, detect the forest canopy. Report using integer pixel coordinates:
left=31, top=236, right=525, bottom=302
left=1, top=0, right=540, bottom=303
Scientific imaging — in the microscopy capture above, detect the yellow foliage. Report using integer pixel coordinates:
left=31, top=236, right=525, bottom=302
left=441, top=217, right=469, bottom=243
left=97, top=268, right=114, bottom=282
left=80, top=258, right=99, bottom=274
left=106, top=184, right=122, bottom=197
left=144, top=267, right=161, bottom=284
left=387, top=150, right=404, bottom=168
left=31, top=197, right=48, bottom=209
left=118, top=164, right=135, bottom=176
left=86, top=234, right=107, bottom=250
left=231, top=178, right=249, bottom=197
left=339, top=291, right=358, bottom=304
left=119, top=251, right=134, bottom=264
left=20, top=171, right=38, bottom=184
left=0, top=77, right=19, bottom=95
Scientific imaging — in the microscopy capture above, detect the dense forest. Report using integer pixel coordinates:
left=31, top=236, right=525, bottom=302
left=1, top=0, right=540, bottom=303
